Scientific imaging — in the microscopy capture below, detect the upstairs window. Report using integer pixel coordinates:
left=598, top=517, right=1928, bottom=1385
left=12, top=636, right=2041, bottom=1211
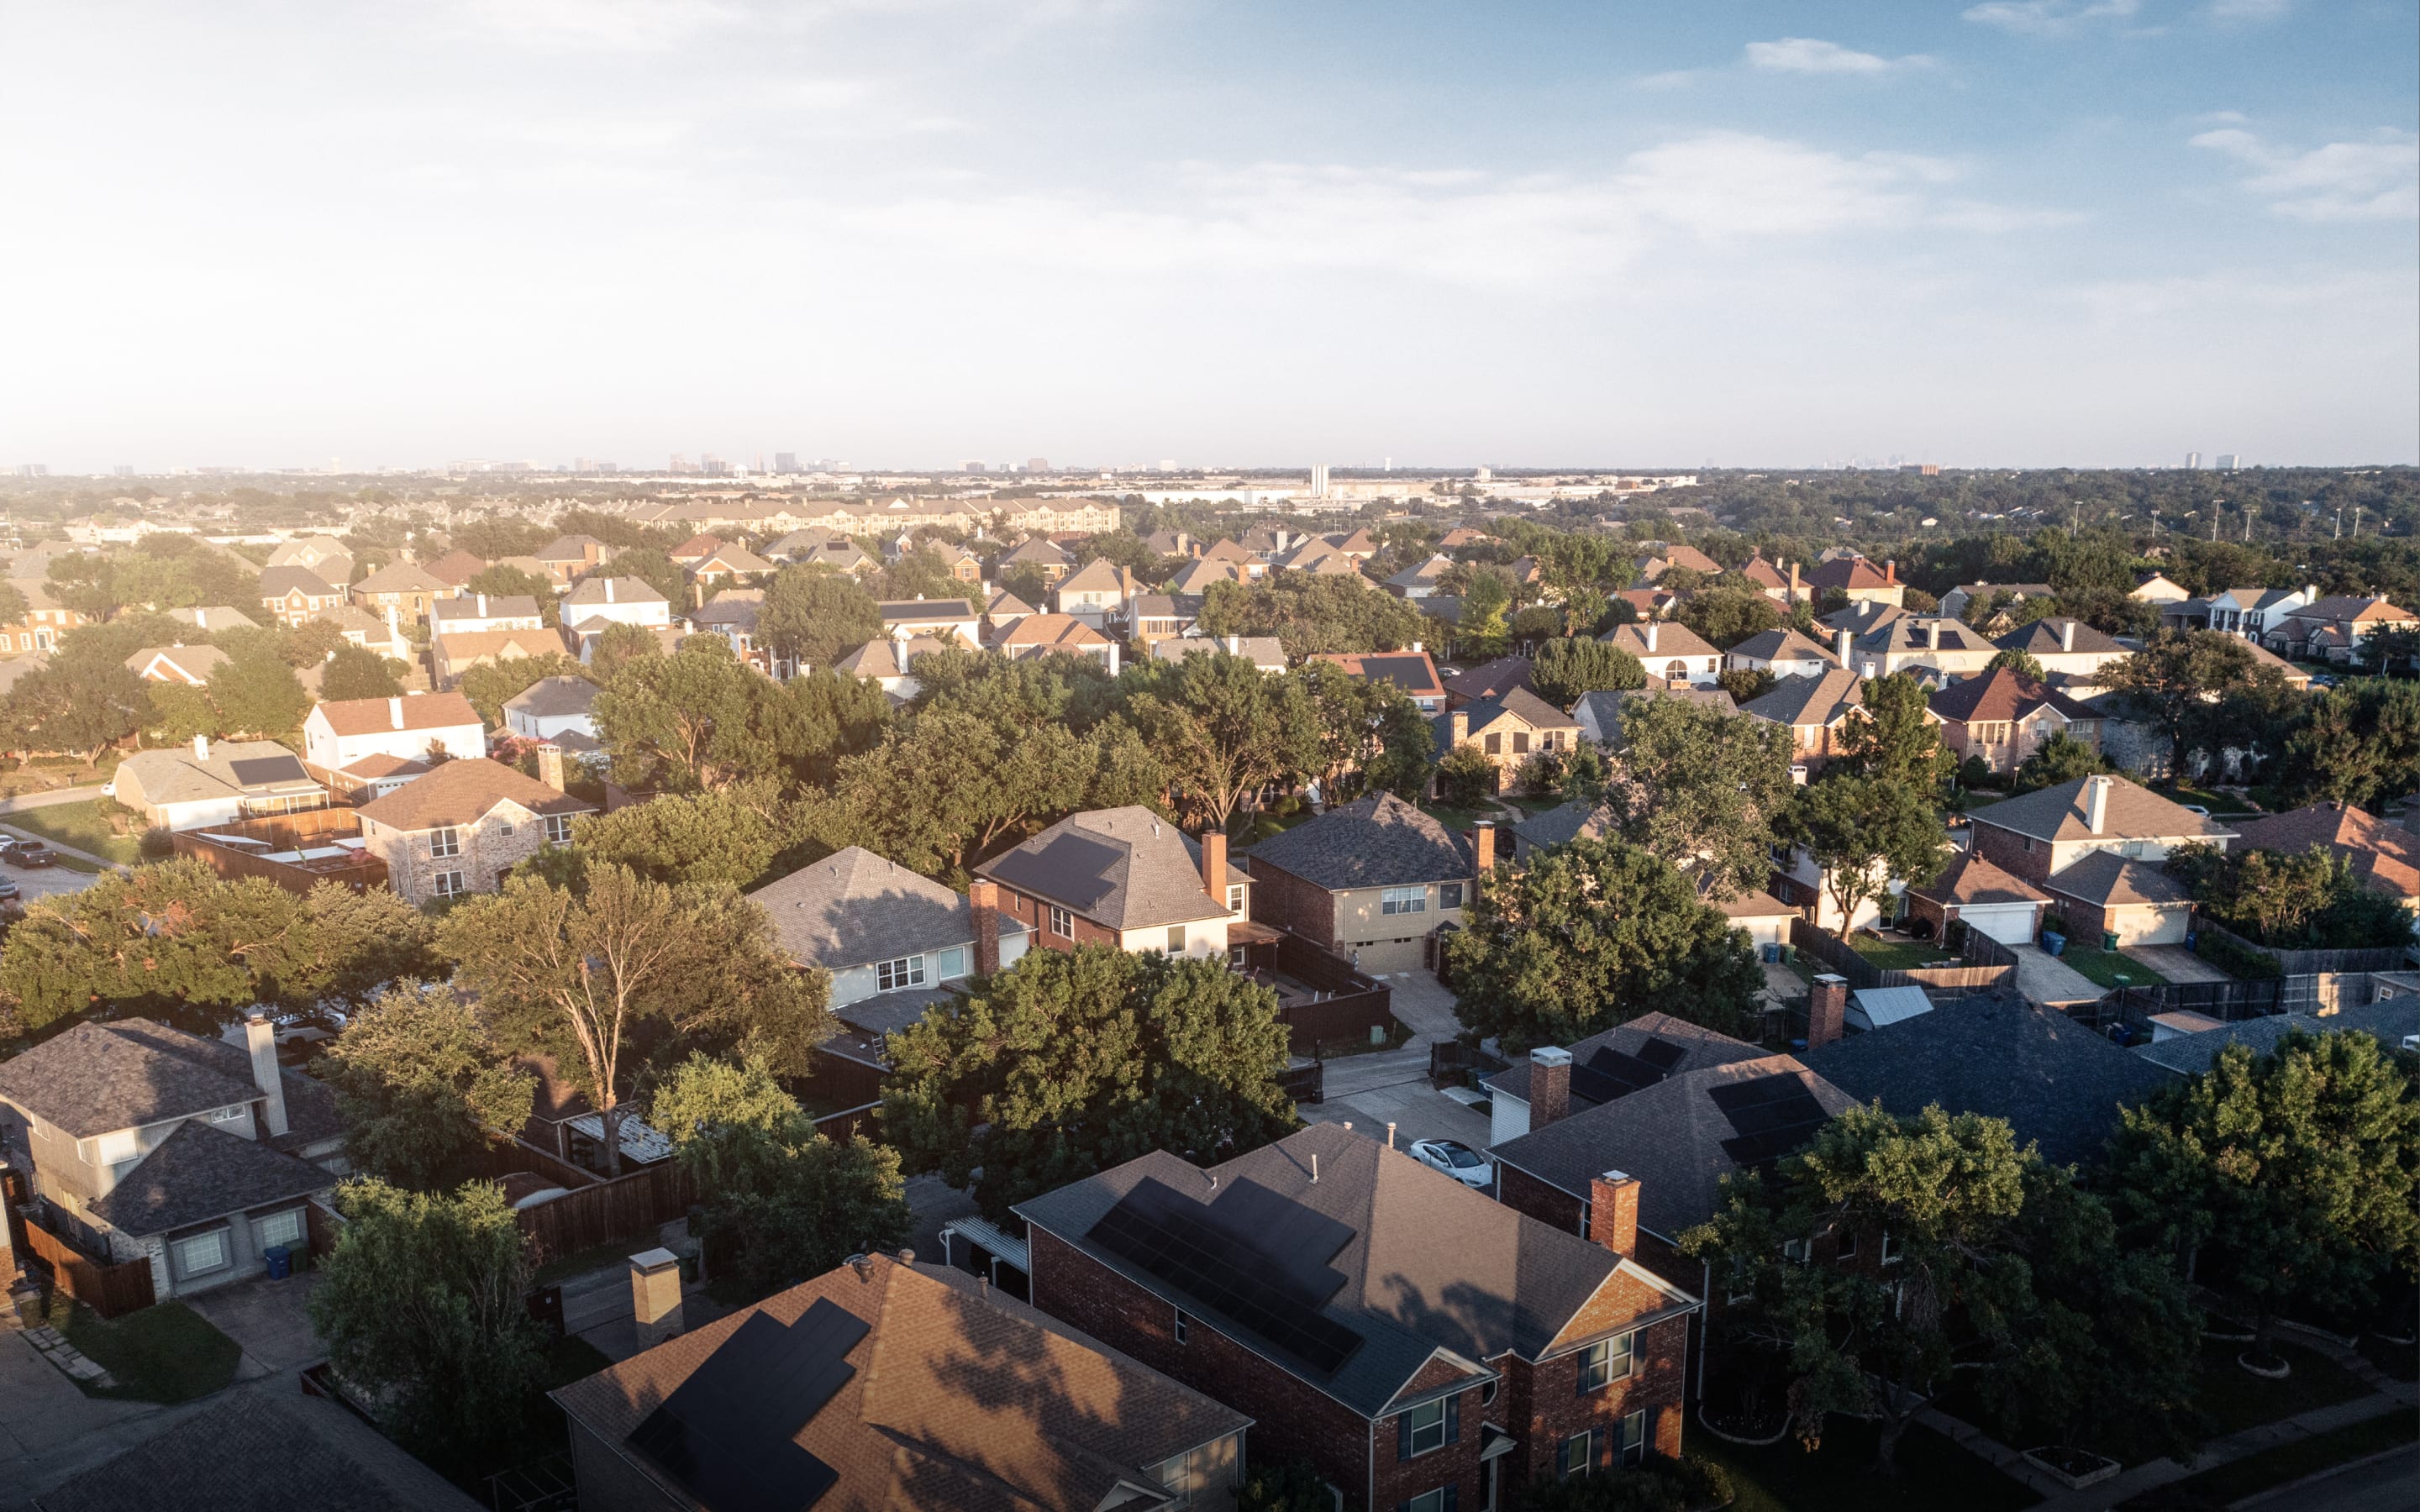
left=1226, top=883, right=1244, bottom=914
left=429, top=827, right=461, bottom=858
left=1165, top=925, right=1187, bottom=953
left=876, top=956, right=927, bottom=992
left=1381, top=886, right=1427, bottom=916
left=1576, top=1330, right=1635, bottom=1392
left=544, top=812, right=576, bottom=844
left=1049, top=905, right=1074, bottom=938
left=1439, top=882, right=1465, bottom=910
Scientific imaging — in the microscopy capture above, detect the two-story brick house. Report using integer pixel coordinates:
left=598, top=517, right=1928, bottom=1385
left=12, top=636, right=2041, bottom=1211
left=354, top=753, right=594, bottom=904
left=1434, top=687, right=1582, bottom=793
left=1739, top=668, right=1865, bottom=774
left=974, top=806, right=1245, bottom=960
left=1016, top=1122, right=1702, bottom=1512
left=349, top=562, right=458, bottom=622
left=257, top=566, right=347, bottom=627
left=1241, top=793, right=1482, bottom=974
left=1926, top=666, right=2102, bottom=775
left=1963, top=774, right=2234, bottom=946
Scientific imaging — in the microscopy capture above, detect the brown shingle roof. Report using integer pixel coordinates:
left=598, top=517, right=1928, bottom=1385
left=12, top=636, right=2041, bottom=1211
left=2044, top=852, right=2190, bottom=908
left=2229, top=802, right=2420, bottom=897
left=355, top=756, right=589, bottom=832
left=1968, top=774, right=2234, bottom=846
left=313, top=691, right=484, bottom=738
left=1910, top=849, right=2051, bottom=908
left=1927, top=666, right=2100, bottom=725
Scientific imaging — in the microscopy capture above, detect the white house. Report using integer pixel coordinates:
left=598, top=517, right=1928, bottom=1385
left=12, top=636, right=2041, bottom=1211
left=501, top=675, right=602, bottom=762
left=560, top=576, right=672, bottom=632
left=1599, top=621, right=1722, bottom=686
left=302, top=691, right=487, bottom=773
left=111, top=738, right=329, bottom=832
left=430, top=593, right=545, bottom=636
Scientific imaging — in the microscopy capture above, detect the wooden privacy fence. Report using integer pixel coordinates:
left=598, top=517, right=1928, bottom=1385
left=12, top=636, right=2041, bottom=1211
left=513, top=1161, right=694, bottom=1268
left=19, top=1216, right=155, bottom=1318
left=2079, top=970, right=2380, bottom=1036
left=1271, top=932, right=1397, bottom=1055
left=1787, top=918, right=2016, bottom=995
left=2196, top=921, right=2411, bottom=978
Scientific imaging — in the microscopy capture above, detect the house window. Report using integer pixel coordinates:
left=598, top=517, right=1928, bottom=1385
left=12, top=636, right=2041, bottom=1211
left=1174, top=1309, right=1190, bottom=1345
left=1050, top=905, right=1073, bottom=938
left=172, top=1227, right=230, bottom=1278
left=497, top=822, right=514, bottom=837
left=937, top=947, right=968, bottom=980
left=1439, top=881, right=1465, bottom=910
left=876, top=956, right=927, bottom=991
left=545, top=812, right=575, bottom=844
left=1381, top=886, right=1427, bottom=916
left=206, top=1105, right=245, bottom=1125
left=1576, top=1331, right=1634, bottom=1392
left=1558, top=1429, right=1601, bottom=1480
left=1836, top=1228, right=1859, bottom=1260
left=1613, top=1409, right=1649, bottom=1468
left=1881, top=1231, right=1903, bottom=1265
left=1226, top=883, right=1244, bottom=914
left=1165, top=925, right=1187, bottom=953
left=1782, top=1237, right=1810, bottom=1265
left=1512, top=732, right=1530, bottom=755
left=1401, top=1397, right=1449, bottom=1456
left=254, top=1208, right=305, bottom=1253
left=1406, top=1490, right=1451, bottom=1512
left=1484, top=732, right=1502, bottom=755
left=429, top=827, right=461, bottom=858
left=433, top=870, right=467, bottom=899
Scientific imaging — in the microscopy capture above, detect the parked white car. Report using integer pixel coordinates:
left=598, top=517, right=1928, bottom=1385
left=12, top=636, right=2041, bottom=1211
left=1407, top=1137, right=1493, bottom=1190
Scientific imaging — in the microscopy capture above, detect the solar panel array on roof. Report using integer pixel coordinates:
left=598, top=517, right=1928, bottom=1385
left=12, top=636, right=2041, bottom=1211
left=1088, top=1177, right=1363, bottom=1377
left=1707, top=1073, right=1829, bottom=1171
left=1569, top=1037, right=1686, bottom=1105
left=625, top=1298, right=868, bottom=1512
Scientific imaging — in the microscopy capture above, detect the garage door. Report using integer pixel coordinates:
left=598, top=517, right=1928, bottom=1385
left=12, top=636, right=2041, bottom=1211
left=1960, top=903, right=2039, bottom=946
left=2112, top=905, right=2192, bottom=947
left=1348, top=936, right=1428, bottom=974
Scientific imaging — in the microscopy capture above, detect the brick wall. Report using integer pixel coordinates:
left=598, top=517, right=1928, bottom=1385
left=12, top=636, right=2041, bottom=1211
left=1247, top=860, right=1340, bottom=950
left=1968, top=821, right=2053, bottom=885
left=1495, top=1163, right=1585, bottom=1239
left=991, top=883, right=1125, bottom=953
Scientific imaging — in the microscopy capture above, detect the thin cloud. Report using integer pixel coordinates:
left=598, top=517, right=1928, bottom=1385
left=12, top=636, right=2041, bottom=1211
left=2192, top=127, right=2420, bottom=221
left=2206, top=0, right=2291, bottom=18
left=1962, top=0, right=2139, bottom=36
left=1744, top=39, right=1937, bottom=75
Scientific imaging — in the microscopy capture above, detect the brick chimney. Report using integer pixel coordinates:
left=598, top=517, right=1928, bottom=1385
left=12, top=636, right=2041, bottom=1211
left=968, top=877, right=1002, bottom=976
left=536, top=742, right=566, bottom=793
left=245, top=1013, right=289, bottom=1137
left=1589, top=1171, right=1641, bottom=1259
left=1807, top=973, right=1849, bottom=1051
left=1199, top=830, right=1228, bottom=902
left=1529, top=1046, right=1573, bottom=1129
left=1470, top=821, right=1495, bottom=874
left=1885, top=559, right=1897, bottom=584
left=1449, top=709, right=1470, bottom=746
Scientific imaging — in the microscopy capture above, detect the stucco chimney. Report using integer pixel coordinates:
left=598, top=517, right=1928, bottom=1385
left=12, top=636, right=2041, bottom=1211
left=1644, top=622, right=1658, bottom=654
left=967, top=878, right=1003, bottom=975
left=1529, top=1047, right=1573, bottom=1129
left=245, top=1013, right=288, bottom=1137
left=388, top=696, right=404, bottom=729
left=385, top=604, right=400, bottom=644
left=1835, top=627, right=1854, bottom=667
left=1199, top=830, right=1228, bottom=901
left=1470, top=821, right=1495, bottom=874
left=1807, top=974, right=1849, bottom=1051
left=2086, top=774, right=2112, bottom=834
left=605, top=579, right=617, bottom=603
left=1224, top=635, right=1241, bottom=655
left=1589, top=1171, right=1641, bottom=1259
left=2060, top=620, right=2076, bottom=654
left=1928, top=620, right=1941, bottom=650
left=193, top=606, right=206, bottom=630
left=537, top=742, right=566, bottom=792
left=476, top=594, right=488, bottom=617
left=192, top=733, right=209, bottom=763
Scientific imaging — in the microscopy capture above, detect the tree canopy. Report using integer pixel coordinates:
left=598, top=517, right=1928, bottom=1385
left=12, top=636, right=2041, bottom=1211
left=318, top=981, right=536, bottom=1190
left=758, top=567, right=882, bottom=669
left=1529, top=637, right=1645, bottom=706
left=1607, top=696, right=1794, bottom=900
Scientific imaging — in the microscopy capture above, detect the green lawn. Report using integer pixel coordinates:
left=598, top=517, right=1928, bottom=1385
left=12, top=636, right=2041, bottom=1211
left=2196, top=1337, right=2371, bottom=1436
left=1693, top=1417, right=2040, bottom=1512
left=1497, top=793, right=1566, bottom=815
left=1849, top=935, right=1957, bottom=970
left=3, top=798, right=144, bottom=865
left=1418, top=802, right=1487, bottom=833
left=2118, top=1411, right=2412, bottom=1509
left=31, top=1293, right=242, bottom=1404
left=2054, top=946, right=2170, bottom=990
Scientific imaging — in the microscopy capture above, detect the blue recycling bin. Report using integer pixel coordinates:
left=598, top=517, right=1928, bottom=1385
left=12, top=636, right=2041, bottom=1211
left=2042, top=932, right=2066, bottom=957
left=264, top=1244, right=292, bottom=1280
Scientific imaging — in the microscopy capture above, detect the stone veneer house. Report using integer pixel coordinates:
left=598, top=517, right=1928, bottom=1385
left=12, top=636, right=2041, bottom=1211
left=1240, top=793, right=1481, bottom=974
left=974, top=806, right=1246, bottom=961
left=1925, top=666, right=2102, bottom=775
left=353, top=754, right=592, bottom=904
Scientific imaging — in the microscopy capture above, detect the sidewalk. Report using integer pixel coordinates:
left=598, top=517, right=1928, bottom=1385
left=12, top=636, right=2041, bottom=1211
left=0, top=785, right=108, bottom=815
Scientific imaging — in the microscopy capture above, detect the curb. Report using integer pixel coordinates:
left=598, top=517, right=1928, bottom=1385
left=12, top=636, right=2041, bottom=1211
left=2231, top=1442, right=2418, bottom=1509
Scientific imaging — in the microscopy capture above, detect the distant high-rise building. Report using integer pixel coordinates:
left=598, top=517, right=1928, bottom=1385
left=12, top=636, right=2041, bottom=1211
left=1309, top=463, right=1330, bottom=497
left=701, top=453, right=728, bottom=476
left=13, top=464, right=46, bottom=478
left=774, top=451, right=798, bottom=473
left=2216, top=454, right=2242, bottom=471
left=1475, top=466, right=1491, bottom=484
left=2186, top=451, right=2202, bottom=470
left=113, top=465, right=134, bottom=477
left=1160, top=459, right=1177, bottom=471
left=963, top=460, right=988, bottom=473
left=669, top=454, right=691, bottom=474
left=1026, top=456, right=1050, bottom=474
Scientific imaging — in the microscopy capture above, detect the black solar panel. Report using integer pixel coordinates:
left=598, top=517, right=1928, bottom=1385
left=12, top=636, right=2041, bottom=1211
left=1708, top=1074, right=1829, bottom=1171
left=625, top=1298, right=869, bottom=1512
left=1089, top=1177, right=1363, bottom=1376
left=1635, top=1036, right=1688, bottom=1073
left=1570, top=1039, right=1683, bottom=1105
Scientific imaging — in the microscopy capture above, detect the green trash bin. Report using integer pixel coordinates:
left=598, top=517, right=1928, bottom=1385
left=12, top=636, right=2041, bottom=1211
left=2102, top=930, right=2119, bottom=952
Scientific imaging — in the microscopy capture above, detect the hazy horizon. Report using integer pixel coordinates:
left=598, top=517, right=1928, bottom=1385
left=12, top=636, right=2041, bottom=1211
left=3, top=1, right=2414, bottom=473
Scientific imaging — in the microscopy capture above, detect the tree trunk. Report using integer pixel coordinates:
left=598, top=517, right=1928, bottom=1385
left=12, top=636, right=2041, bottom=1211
left=1871, top=1392, right=1918, bottom=1476
left=2251, top=1306, right=2279, bottom=1369
left=599, top=1098, right=626, bottom=1179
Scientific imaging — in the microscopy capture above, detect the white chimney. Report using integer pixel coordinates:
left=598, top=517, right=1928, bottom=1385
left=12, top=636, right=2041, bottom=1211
left=605, top=579, right=617, bottom=604
left=476, top=594, right=487, bottom=617
left=245, top=1014, right=288, bottom=1138
left=1928, top=620, right=1941, bottom=650
left=1835, top=627, right=1853, bottom=666
left=1411, top=640, right=1423, bottom=654
left=386, top=604, right=400, bottom=643
left=2060, top=620, right=2076, bottom=653
left=1645, top=622, right=1659, bottom=653
left=193, top=606, right=207, bottom=629
left=388, top=696, right=404, bottom=730
left=192, top=733, right=209, bottom=762
left=1224, top=635, right=1241, bottom=654
left=2086, top=774, right=2111, bottom=835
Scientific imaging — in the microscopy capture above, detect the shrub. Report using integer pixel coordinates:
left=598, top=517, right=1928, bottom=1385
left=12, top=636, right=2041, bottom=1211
left=138, top=826, right=176, bottom=861
left=2195, top=927, right=2284, bottom=980
left=1436, top=743, right=1498, bottom=808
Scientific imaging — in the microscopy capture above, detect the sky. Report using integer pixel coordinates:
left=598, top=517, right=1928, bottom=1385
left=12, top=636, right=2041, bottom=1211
left=1, top=0, right=2414, bottom=473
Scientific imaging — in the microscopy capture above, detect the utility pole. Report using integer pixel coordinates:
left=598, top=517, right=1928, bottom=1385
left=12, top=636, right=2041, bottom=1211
left=2336, top=507, right=2344, bottom=539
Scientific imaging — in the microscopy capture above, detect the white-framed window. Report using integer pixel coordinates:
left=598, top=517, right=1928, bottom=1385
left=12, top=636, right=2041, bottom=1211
left=1836, top=1227, right=1860, bottom=1260
left=937, top=946, right=968, bottom=980
left=1613, top=1408, right=1649, bottom=1467
left=1165, top=924, right=1187, bottom=953
left=497, top=822, right=514, bottom=838
left=429, top=827, right=460, bottom=858
left=1407, top=1490, right=1449, bottom=1512
left=876, top=956, right=927, bottom=992
left=1440, top=881, right=1465, bottom=910
left=1050, top=905, right=1073, bottom=937
left=1557, top=1429, right=1599, bottom=1479
left=544, top=812, right=576, bottom=844
left=1576, top=1330, right=1634, bottom=1393
left=206, top=1105, right=245, bottom=1125
left=1782, top=1237, right=1811, bottom=1265
left=433, top=870, right=467, bottom=899
left=254, top=1208, right=305, bottom=1252
left=1402, top=1397, right=1449, bottom=1456
left=1381, top=886, right=1427, bottom=916
left=172, top=1227, right=230, bottom=1278
left=1881, top=1231, right=1903, bottom=1265
left=1226, top=883, right=1244, bottom=914
left=1174, top=1309, right=1190, bottom=1345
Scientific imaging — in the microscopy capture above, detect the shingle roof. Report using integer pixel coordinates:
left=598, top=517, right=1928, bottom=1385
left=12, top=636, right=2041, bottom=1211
left=976, top=806, right=1226, bottom=931
left=430, top=628, right=566, bottom=669
left=993, top=612, right=1111, bottom=650
left=1728, top=627, right=1839, bottom=665
left=125, top=644, right=229, bottom=683
left=1001, top=537, right=1069, bottom=564
left=1969, top=775, right=2234, bottom=846
left=431, top=593, right=542, bottom=623
left=1742, top=668, right=1863, bottom=727
left=2232, top=802, right=2420, bottom=896
left=166, top=605, right=261, bottom=633
left=115, top=741, right=319, bottom=807
left=1244, top=793, right=1475, bottom=891
left=1802, top=991, right=2167, bottom=1166
left=350, top=563, right=450, bottom=595
left=1805, top=556, right=1895, bottom=591
left=552, top=1253, right=1249, bottom=1512
left=502, top=675, right=599, bottom=721
left=0, top=1020, right=255, bottom=1136
left=1602, top=622, right=1721, bottom=662
left=1016, top=1123, right=1681, bottom=1417
left=85, top=1119, right=336, bottom=1236
left=564, top=576, right=669, bottom=606
left=2134, top=999, right=2420, bottom=1077
left=354, top=755, right=590, bottom=832
left=1440, top=654, right=1534, bottom=703
left=2043, top=851, right=2191, bottom=908
left=1511, top=799, right=1615, bottom=853
left=748, top=847, right=985, bottom=969
left=419, top=549, right=491, bottom=586
left=534, top=533, right=608, bottom=562
left=313, top=690, right=483, bottom=738
left=1481, top=1011, right=1767, bottom=1109
left=1993, top=618, right=2126, bottom=656
left=1309, top=651, right=1444, bottom=699
left=258, top=566, right=341, bottom=599
left=686, top=589, right=765, bottom=630
left=1928, top=667, right=2100, bottom=725
left=876, top=598, right=976, bottom=622
left=1910, top=850, right=2050, bottom=907
left=1469, top=685, right=1581, bottom=732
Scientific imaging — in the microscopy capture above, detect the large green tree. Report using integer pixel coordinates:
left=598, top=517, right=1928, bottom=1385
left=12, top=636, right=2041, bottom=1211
left=1607, top=696, right=1794, bottom=900
left=1196, top=574, right=1427, bottom=659
left=2101, top=630, right=2259, bottom=776
left=1288, top=659, right=1430, bottom=806
left=593, top=637, right=793, bottom=791
left=318, top=981, right=537, bottom=1190
left=1439, top=837, right=1762, bottom=1050
left=2103, top=1030, right=2420, bottom=1362
left=2013, top=730, right=2114, bottom=792
left=560, top=781, right=781, bottom=892
left=1529, top=637, right=1646, bottom=706
left=1676, top=585, right=1785, bottom=650
left=758, top=566, right=883, bottom=669
left=2165, top=840, right=2413, bottom=949
left=320, top=641, right=405, bottom=701
left=2277, top=677, right=2420, bottom=811
left=1781, top=774, right=1946, bottom=937
left=1123, top=651, right=1315, bottom=829
left=881, top=946, right=1298, bottom=1221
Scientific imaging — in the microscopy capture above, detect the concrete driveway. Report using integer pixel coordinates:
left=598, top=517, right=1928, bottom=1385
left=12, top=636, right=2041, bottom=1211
left=2007, top=942, right=2106, bottom=1006
left=2125, top=944, right=2233, bottom=984
left=0, top=853, right=110, bottom=908
left=181, top=1272, right=324, bottom=1382
left=1380, top=969, right=1465, bottom=1043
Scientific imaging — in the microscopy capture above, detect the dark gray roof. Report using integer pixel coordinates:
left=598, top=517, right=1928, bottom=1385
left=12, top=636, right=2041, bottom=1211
left=35, top=1384, right=483, bottom=1512
left=1483, top=1011, right=1769, bottom=1109
left=1511, top=800, right=1614, bottom=853
left=2042, top=851, right=2191, bottom=908
left=749, top=847, right=981, bottom=969
left=1489, top=685, right=1581, bottom=729
left=431, top=593, right=541, bottom=622
left=1802, top=991, right=2168, bottom=1167
left=833, top=985, right=960, bottom=1039
left=877, top=598, right=976, bottom=622
left=1728, top=627, right=1839, bottom=664
left=2135, top=999, right=2420, bottom=1077
left=502, top=675, right=598, bottom=720
left=1489, top=1053, right=1858, bottom=1240
left=257, top=565, right=340, bottom=598
left=1242, top=793, right=1473, bottom=891
left=1995, top=617, right=2125, bottom=655
left=1742, top=668, right=1862, bottom=727
left=1014, top=1123, right=1676, bottom=1417
left=1570, top=685, right=1735, bottom=738
left=86, top=1120, right=335, bottom=1236
left=976, top=806, right=1228, bottom=932
left=0, top=1019, right=339, bottom=1145
left=1969, top=775, right=2235, bottom=846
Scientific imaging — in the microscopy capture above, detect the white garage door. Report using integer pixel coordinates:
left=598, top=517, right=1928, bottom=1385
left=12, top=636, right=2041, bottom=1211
left=1960, top=903, right=2039, bottom=946
left=2112, top=905, right=2192, bottom=947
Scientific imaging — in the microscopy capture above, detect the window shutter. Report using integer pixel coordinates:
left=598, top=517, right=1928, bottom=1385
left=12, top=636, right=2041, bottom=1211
left=1445, top=1394, right=1460, bottom=1443
left=1397, top=1414, right=1411, bottom=1462
left=1592, top=1426, right=1608, bottom=1470
left=1444, top=1488, right=1460, bottom=1512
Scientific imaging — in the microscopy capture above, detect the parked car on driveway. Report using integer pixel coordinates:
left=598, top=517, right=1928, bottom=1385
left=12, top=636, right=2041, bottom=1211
left=5, top=841, right=55, bottom=868
left=1407, top=1137, right=1494, bottom=1189
left=0, top=876, right=18, bottom=900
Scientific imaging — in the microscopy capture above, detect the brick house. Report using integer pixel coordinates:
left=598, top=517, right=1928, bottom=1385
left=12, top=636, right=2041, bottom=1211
left=999, top=536, right=1071, bottom=581
left=2268, top=595, right=2420, bottom=664
left=354, top=753, right=593, bottom=905
left=975, top=806, right=1247, bottom=960
left=532, top=533, right=617, bottom=586
left=1052, top=558, right=1144, bottom=628
left=553, top=1252, right=1253, bottom=1512
left=1926, top=666, right=2102, bottom=775
left=1802, top=554, right=1904, bottom=607
left=1015, top=1122, right=1702, bottom=1512
left=257, top=566, right=347, bottom=627
left=1739, top=668, right=1864, bottom=774
left=0, top=576, right=91, bottom=654
left=2233, top=801, right=2420, bottom=913
left=1901, top=850, right=2049, bottom=947
left=264, top=535, right=355, bottom=584
left=348, top=562, right=457, bottom=622
left=1441, top=655, right=1535, bottom=710
left=992, top=612, right=1121, bottom=672
left=1240, top=793, right=1482, bottom=974
left=1964, top=774, right=2234, bottom=890
left=2040, top=851, right=2201, bottom=948
left=1433, top=687, right=1581, bottom=793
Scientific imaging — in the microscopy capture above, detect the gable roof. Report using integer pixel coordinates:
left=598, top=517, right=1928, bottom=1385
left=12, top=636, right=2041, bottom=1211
left=350, top=562, right=449, bottom=595
left=686, top=589, right=765, bottom=630
left=1968, top=774, right=2233, bottom=845
left=86, top=1119, right=336, bottom=1236
left=125, top=644, right=229, bottom=684
left=2286, top=594, right=2415, bottom=624
left=431, top=628, right=566, bottom=668
left=313, top=690, right=483, bottom=737
left=431, top=593, right=542, bottom=623
left=877, top=598, right=976, bottom=623
left=418, top=549, right=490, bottom=586
left=1742, top=667, right=1863, bottom=727
left=258, top=566, right=341, bottom=599
left=166, top=605, right=261, bottom=633
left=749, top=847, right=986, bottom=967
left=355, top=755, right=591, bottom=832
left=1602, top=622, right=1721, bottom=661
left=1909, top=849, right=2050, bottom=907
left=993, top=612, right=1111, bottom=650
left=1803, top=992, right=2167, bottom=1166
left=1927, top=666, right=2101, bottom=725
left=1993, top=617, right=2126, bottom=656
left=1728, top=627, right=1839, bottom=665
left=1805, top=556, right=1895, bottom=591
left=1015, top=1123, right=1684, bottom=1418
left=0, top=1017, right=342, bottom=1147
left=1055, top=558, right=1136, bottom=594
left=1309, top=650, right=1444, bottom=700
left=115, top=741, right=318, bottom=806
left=1570, top=684, right=1736, bottom=738
left=1463, top=685, right=1581, bottom=732
left=534, top=533, right=609, bottom=562
left=564, top=576, right=669, bottom=607
left=1511, top=799, right=1616, bottom=853
left=1244, top=793, right=1474, bottom=891
left=1482, top=1010, right=1765, bottom=1110
left=976, top=806, right=1225, bottom=930
left=1440, top=655, right=1534, bottom=703
left=693, top=543, right=775, bottom=575
left=2042, top=851, right=2191, bottom=908
left=2134, top=998, right=2420, bottom=1078
left=1001, top=537, right=1069, bottom=565
left=551, top=1252, right=1247, bottom=1512
left=2230, top=802, right=2420, bottom=896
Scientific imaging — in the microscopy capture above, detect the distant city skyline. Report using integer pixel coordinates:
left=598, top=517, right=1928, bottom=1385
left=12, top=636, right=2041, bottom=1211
left=1, top=2, right=2413, bottom=470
